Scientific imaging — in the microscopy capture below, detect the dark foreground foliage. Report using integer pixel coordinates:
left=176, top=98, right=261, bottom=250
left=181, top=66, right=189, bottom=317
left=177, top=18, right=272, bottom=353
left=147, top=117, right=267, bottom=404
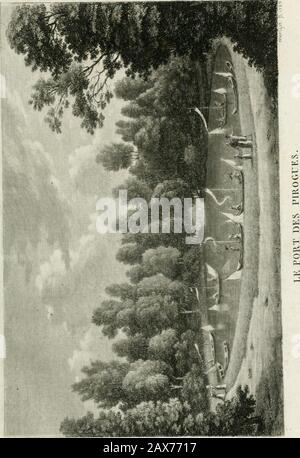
left=7, top=1, right=277, bottom=133
left=61, top=386, right=260, bottom=437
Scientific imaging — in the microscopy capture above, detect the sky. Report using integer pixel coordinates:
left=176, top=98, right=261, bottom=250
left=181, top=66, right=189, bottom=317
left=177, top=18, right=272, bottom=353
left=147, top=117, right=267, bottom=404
left=1, top=4, right=129, bottom=436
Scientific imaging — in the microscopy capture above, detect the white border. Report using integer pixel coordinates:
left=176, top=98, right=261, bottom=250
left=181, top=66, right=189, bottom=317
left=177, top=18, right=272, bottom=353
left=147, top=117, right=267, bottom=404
left=0, top=0, right=300, bottom=438
left=279, top=0, right=300, bottom=438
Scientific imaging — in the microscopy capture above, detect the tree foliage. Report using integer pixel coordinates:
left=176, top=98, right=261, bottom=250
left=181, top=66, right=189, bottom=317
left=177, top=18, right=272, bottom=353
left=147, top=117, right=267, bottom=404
left=136, top=275, right=184, bottom=301
left=116, top=243, right=143, bottom=265
left=8, top=1, right=277, bottom=133
left=142, top=246, right=181, bottom=279
left=61, top=386, right=260, bottom=437
left=123, top=359, right=173, bottom=404
left=148, top=328, right=178, bottom=365
left=208, top=385, right=259, bottom=436
left=96, top=143, right=134, bottom=171
left=105, top=282, right=137, bottom=301
left=112, top=334, right=149, bottom=362
left=72, top=360, right=129, bottom=408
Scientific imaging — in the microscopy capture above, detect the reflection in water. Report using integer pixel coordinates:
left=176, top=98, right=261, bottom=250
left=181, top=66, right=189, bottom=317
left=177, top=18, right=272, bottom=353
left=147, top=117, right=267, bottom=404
left=225, top=270, right=242, bottom=281
left=221, top=158, right=243, bottom=171
left=209, top=304, right=229, bottom=312
left=213, top=87, right=227, bottom=95
left=188, top=107, right=209, bottom=133
left=206, top=263, right=219, bottom=281
left=215, top=71, right=234, bottom=78
left=221, top=211, right=243, bottom=225
left=205, top=188, right=231, bottom=207
left=209, top=127, right=227, bottom=136
left=203, top=236, right=217, bottom=248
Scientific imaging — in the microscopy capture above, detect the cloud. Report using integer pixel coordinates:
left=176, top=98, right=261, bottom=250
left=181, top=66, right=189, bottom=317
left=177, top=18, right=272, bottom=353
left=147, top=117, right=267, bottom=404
left=35, top=205, right=126, bottom=334
left=36, top=211, right=99, bottom=296
left=36, top=249, right=67, bottom=293
left=68, top=134, right=105, bottom=195
left=3, top=101, right=70, bottom=260
left=69, top=142, right=98, bottom=180
left=6, top=86, right=29, bottom=126
left=68, top=325, right=115, bottom=375
left=68, top=130, right=128, bottom=196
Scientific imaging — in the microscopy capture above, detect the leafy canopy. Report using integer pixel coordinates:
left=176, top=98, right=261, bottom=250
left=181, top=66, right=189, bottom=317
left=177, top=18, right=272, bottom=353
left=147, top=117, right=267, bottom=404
left=7, top=1, right=278, bottom=133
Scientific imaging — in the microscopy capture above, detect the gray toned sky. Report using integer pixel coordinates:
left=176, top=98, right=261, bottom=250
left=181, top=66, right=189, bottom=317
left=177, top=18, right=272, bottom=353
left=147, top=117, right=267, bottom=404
left=1, top=4, right=128, bottom=436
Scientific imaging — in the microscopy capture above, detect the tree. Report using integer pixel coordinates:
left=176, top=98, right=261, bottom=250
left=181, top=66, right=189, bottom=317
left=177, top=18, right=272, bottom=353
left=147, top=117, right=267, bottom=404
left=122, top=359, right=173, bottom=404
left=115, top=119, right=144, bottom=144
left=6, top=3, right=145, bottom=133
left=96, top=143, right=134, bottom=171
left=227, top=0, right=278, bottom=97
left=92, top=300, right=126, bottom=338
left=181, top=365, right=208, bottom=413
left=113, top=176, right=152, bottom=202
left=208, top=385, right=260, bottom=436
left=182, top=246, right=204, bottom=286
left=128, top=158, right=153, bottom=183
left=113, top=56, right=209, bottom=195
left=105, top=282, right=137, bottom=301
left=60, top=410, right=125, bottom=437
left=116, top=243, right=143, bottom=265
left=132, top=116, right=180, bottom=182
left=122, top=397, right=211, bottom=436
left=153, top=179, right=191, bottom=200
left=121, top=102, right=145, bottom=119
left=8, top=2, right=278, bottom=134
left=126, top=265, right=145, bottom=284
left=134, top=294, right=179, bottom=337
left=72, top=360, right=129, bottom=408
left=60, top=412, right=97, bottom=437
left=142, top=246, right=181, bottom=279
left=119, top=85, right=158, bottom=119
left=112, top=333, right=149, bottom=362
left=60, top=398, right=209, bottom=437
left=61, top=385, right=261, bottom=437
left=121, top=230, right=186, bottom=254
left=175, top=330, right=200, bottom=376
left=7, top=3, right=193, bottom=133
left=92, top=299, right=143, bottom=338
left=125, top=247, right=181, bottom=283
left=148, top=329, right=178, bottom=365
left=114, top=77, right=153, bottom=101
left=137, top=274, right=183, bottom=299
left=93, top=288, right=181, bottom=338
